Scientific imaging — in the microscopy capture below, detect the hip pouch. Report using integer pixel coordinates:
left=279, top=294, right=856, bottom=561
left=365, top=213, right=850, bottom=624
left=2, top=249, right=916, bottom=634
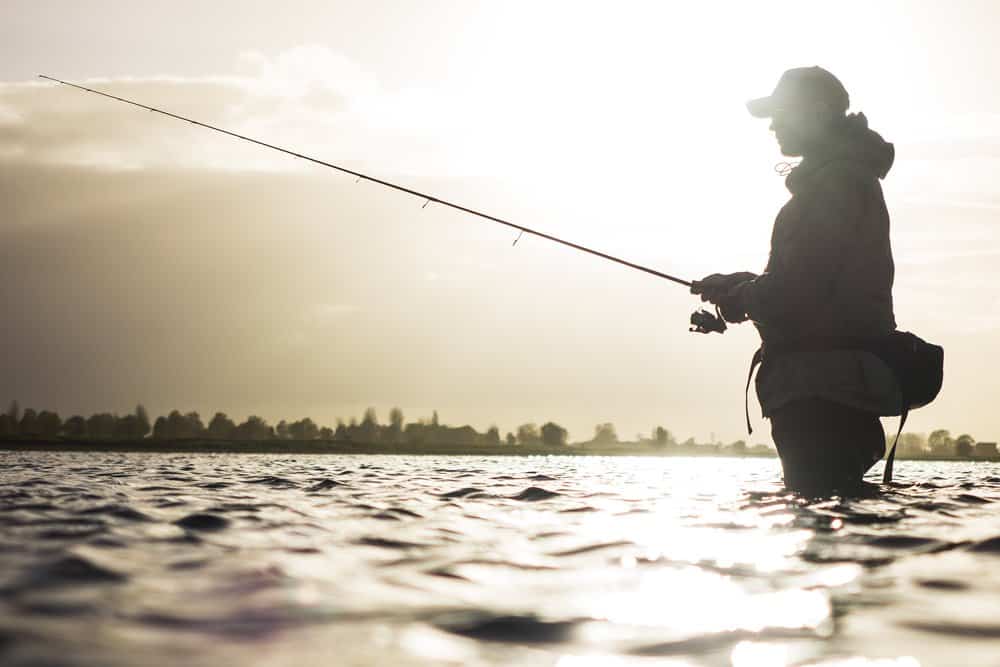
left=866, top=330, right=943, bottom=413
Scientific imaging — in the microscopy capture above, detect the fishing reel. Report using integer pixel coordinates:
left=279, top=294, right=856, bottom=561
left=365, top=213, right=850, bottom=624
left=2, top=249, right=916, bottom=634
left=690, top=305, right=727, bottom=334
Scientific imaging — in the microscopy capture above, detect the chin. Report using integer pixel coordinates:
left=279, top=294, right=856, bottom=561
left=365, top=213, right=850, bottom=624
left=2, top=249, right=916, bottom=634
left=778, top=144, right=803, bottom=158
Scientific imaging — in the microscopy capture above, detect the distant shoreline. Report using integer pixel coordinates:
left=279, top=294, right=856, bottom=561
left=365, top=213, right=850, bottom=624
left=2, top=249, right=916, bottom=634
left=2, top=439, right=998, bottom=462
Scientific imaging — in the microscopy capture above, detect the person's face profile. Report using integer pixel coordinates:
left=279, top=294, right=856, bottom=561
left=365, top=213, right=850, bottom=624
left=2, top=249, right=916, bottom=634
left=768, top=101, right=832, bottom=157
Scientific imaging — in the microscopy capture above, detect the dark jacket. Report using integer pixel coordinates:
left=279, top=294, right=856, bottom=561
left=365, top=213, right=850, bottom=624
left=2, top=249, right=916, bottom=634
left=745, top=113, right=902, bottom=417
left=745, top=112, right=896, bottom=346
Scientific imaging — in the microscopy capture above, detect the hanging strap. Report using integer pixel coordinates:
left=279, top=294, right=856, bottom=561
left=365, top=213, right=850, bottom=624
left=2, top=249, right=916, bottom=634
left=882, top=406, right=908, bottom=484
left=745, top=347, right=763, bottom=435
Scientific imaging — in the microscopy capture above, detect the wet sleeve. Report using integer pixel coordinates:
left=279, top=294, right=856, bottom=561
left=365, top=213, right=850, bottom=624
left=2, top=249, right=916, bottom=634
left=742, top=164, right=867, bottom=328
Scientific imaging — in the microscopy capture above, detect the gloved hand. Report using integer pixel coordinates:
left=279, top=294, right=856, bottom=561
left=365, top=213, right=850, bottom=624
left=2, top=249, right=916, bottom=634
left=691, top=272, right=757, bottom=324
left=716, top=283, right=750, bottom=323
left=690, top=272, right=757, bottom=304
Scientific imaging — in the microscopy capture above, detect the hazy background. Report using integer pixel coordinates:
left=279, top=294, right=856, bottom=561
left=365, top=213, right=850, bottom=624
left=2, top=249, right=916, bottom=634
left=2, top=1, right=998, bottom=443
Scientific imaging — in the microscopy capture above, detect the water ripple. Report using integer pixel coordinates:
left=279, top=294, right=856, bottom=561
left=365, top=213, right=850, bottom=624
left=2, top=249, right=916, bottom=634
left=1, top=452, right=999, bottom=666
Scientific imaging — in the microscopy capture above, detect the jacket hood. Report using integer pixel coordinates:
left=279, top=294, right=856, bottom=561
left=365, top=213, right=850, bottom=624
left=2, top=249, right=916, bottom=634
left=787, top=112, right=894, bottom=192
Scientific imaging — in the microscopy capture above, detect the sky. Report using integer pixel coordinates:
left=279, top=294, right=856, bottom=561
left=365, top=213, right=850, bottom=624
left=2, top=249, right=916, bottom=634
left=2, top=1, right=999, bottom=443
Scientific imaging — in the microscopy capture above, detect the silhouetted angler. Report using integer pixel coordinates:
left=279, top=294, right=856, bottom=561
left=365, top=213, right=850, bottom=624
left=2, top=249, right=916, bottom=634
left=693, top=66, right=899, bottom=494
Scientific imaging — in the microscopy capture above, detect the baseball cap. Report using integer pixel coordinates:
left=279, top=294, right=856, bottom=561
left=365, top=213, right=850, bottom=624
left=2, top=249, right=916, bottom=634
left=747, top=66, right=849, bottom=118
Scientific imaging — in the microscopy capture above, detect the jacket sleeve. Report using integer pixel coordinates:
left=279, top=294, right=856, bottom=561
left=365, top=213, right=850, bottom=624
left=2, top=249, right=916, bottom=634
left=743, top=163, right=867, bottom=329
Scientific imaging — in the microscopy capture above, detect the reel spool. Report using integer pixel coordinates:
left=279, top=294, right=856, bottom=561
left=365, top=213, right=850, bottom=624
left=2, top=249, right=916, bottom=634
left=690, top=306, right=727, bottom=334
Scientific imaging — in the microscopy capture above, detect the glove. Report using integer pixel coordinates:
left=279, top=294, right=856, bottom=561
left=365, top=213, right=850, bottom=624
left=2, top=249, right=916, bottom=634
left=716, top=283, right=750, bottom=323
left=690, top=272, right=757, bottom=304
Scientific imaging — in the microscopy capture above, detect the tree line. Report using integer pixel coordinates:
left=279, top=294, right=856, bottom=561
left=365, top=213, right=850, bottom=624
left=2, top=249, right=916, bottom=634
left=0, top=400, right=610, bottom=447
left=0, top=401, right=152, bottom=440
left=1, top=400, right=989, bottom=458
left=0, top=400, right=698, bottom=449
left=893, top=429, right=993, bottom=459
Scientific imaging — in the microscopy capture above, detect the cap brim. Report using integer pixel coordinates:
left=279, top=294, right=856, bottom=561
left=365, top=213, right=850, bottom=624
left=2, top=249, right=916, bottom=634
left=746, top=96, right=774, bottom=118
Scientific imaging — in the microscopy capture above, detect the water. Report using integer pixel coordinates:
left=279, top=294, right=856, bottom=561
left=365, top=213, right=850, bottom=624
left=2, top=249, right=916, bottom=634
left=2, top=453, right=999, bottom=667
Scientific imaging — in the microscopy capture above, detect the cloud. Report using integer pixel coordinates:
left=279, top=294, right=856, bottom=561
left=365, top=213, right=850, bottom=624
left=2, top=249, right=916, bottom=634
left=1, top=43, right=649, bottom=183
left=0, top=46, right=450, bottom=175
left=237, top=45, right=377, bottom=102
left=0, top=77, right=270, bottom=169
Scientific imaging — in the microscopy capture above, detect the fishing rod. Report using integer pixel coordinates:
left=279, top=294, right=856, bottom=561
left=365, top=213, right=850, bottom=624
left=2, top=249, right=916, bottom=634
left=40, top=75, right=730, bottom=332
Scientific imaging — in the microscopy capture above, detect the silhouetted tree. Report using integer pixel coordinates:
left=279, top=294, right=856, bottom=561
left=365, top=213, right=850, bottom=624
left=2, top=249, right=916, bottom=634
left=112, top=406, right=151, bottom=440
left=19, top=409, right=39, bottom=437
left=184, top=412, right=204, bottom=437
left=929, top=429, right=954, bottom=457
left=208, top=412, right=236, bottom=440
left=955, top=434, right=976, bottom=458
left=432, top=410, right=439, bottom=427
left=114, top=415, right=144, bottom=440
left=386, top=407, right=404, bottom=443
left=541, top=422, right=568, bottom=446
left=233, top=415, right=274, bottom=440
left=152, top=416, right=169, bottom=439
left=0, top=414, right=15, bottom=437
left=449, top=425, right=479, bottom=445
left=289, top=418, right=319, bottom=440
left=896, top=432, right=927, bottom=458
left=593, top=423, right=618, bottom=445
left=485, top=426, right=500, bottom=446
left=62, top=415, right=87, bottom=438
left=505, top=432, right=516, bottom=446
left=87, top=413, right=117, bottom=439
left=342, top=417, right=360, bottom=442
left=333, top=419, right=349, bottom=441
left=516, top=423, right=540, bottom=445
left=358, top=408, right=379, bottom=442
left=319, top=426, right=334, bottom=440
left=653, top=426, right=673, bottom=448
left=36, top=411, right=61, bottom=438
left=7, top=400, right=20, bottom=431
left=276, top=420, right=290, bottom=440
left=157, top=410, right=205, bottom=440
left=167, top=410, right=186, bottom=438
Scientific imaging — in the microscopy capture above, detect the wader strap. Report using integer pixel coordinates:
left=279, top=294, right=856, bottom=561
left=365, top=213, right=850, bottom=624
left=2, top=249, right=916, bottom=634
left=745, top=347, right=763, bottom=435
left=882, top=406, right=907, bottom=484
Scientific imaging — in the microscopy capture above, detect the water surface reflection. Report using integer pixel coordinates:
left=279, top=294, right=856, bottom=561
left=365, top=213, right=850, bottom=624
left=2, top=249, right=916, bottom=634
left=1, top=453, right=999, bottom=666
